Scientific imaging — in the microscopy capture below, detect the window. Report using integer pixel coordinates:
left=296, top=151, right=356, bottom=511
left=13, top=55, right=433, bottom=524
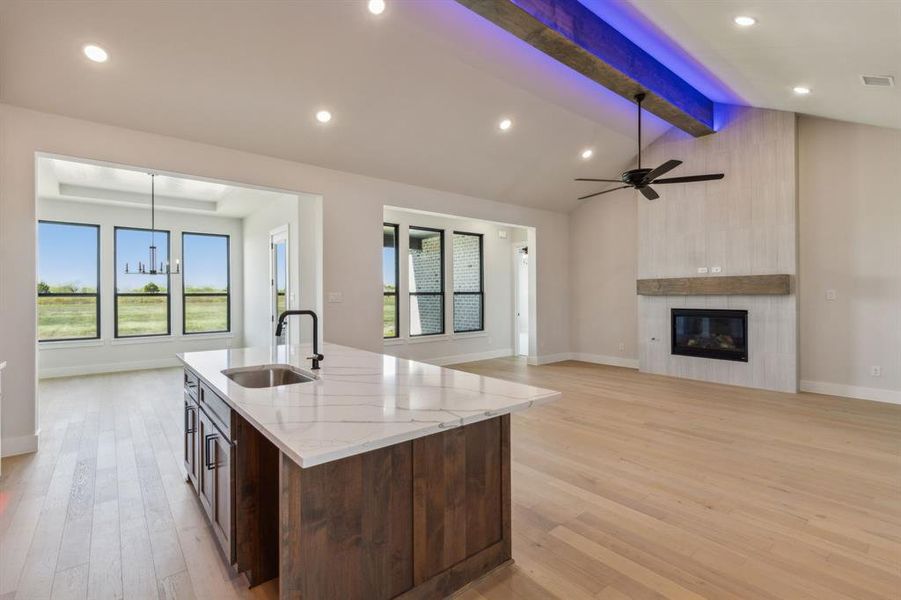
left=182, top=232, right=230, bottom=334
left=453, top=232, right=484, bottom=332
left=383, top=223, right=399, bottom=338
left=37, top=221, right=100, bottom=341
left=114, top=227, right=171, bottom=337
left=409, top=227, right=444, bottom=336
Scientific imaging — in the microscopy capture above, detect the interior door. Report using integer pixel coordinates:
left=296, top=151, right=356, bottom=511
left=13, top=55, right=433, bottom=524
left=515, top=247, right=529, bottom=356
left=271, top=229, right=289, bottom=342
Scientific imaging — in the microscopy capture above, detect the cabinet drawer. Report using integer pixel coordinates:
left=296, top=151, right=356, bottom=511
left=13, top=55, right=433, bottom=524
left=199, top=382, right=231, bottom=436
left=184, top=369, right=199, bottom=399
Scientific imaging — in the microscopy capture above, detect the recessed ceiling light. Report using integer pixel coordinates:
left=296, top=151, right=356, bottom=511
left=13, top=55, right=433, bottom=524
left=581, top=149, right=594, bottom=160
left=368, top=0, right=386, bottom=15
left=733, top=16, right=756, bottom=27
left=83, top=44, right=108, bottom=63
left=793, top=86, right=811, bottom=95
left=315, top=110, right=332, bottom=123
left=498, top=118, right=513, bottom=131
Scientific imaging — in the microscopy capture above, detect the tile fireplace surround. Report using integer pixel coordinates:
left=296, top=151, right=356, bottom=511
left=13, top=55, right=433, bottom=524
left=637, top=105, right=798, bottom=393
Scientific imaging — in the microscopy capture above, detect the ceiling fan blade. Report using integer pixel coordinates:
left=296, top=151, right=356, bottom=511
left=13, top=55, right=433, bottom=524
left=574, top=178, right=622, bottom=182
left=578, top=186, right=630, bottom=200
left=653, top=173, right=725, bottom=184
left=639, top=186, right=659, bottom=200
left=642, top=159, right=682, bottom=183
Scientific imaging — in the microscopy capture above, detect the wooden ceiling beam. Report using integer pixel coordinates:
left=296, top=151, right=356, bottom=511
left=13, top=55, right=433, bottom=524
left=455, top=0, right=716, bottom=137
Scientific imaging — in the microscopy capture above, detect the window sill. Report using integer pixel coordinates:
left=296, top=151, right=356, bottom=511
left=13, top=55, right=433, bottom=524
left=453, top=331, right=487, bottom=339
left=383, top=337, right=405, bottom=346
left=181, top=332, right=235, bottom=341
left=111, top=335, right=175, bottom=346
left=39, top=339, right=105, bottom=350
left=407, top=334, right=450, bottom=345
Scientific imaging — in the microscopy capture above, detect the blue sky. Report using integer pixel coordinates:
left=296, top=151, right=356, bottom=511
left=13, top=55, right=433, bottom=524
left=38, top=223, right=229, bottom=292
left=38, top=222, right=98, bottom=289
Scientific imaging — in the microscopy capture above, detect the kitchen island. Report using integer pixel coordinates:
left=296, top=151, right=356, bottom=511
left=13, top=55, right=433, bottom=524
left=178, top=343, right=559, bottom=599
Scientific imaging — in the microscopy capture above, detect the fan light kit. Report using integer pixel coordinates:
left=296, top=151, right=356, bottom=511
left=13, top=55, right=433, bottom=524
left=574, top=93, right=725, bottom=201
left=733, top=16, right=756, bottom=26
left=793, top=86, right=811, bottom=95
left=124, top=174, right=180, bottom=276
left=83, top=44, right=108, bottom=63
left=316, top=110, right=332, bottom=123
left=368, top=0, right=385, bottom=15
left=498, top=118, right=512, bottom=131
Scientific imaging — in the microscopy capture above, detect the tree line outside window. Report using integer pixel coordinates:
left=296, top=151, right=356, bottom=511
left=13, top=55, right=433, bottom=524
left=382, top=223, right=484, bottom=339
left=37, top=220, right=230, bottom=341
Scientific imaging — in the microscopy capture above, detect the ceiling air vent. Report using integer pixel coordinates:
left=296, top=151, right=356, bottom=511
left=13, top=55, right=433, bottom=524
left=861, top=75, right=894, bottom=87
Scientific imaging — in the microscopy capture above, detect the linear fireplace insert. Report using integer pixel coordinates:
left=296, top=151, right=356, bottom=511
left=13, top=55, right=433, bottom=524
left=671, top=308, right=748, bottom=362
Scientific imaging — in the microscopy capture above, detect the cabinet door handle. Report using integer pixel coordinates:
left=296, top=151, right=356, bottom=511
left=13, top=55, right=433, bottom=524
left=185, top=406, right=196, bottom=434
left=204, top=433, right=218, bottom=470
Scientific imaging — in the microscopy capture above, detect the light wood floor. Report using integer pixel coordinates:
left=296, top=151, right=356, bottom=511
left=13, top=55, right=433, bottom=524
left=1, top=359, right=899, bottom=599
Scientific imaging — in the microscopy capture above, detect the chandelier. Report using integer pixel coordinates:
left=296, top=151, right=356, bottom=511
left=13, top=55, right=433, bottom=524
left=124, top=173, right=181, bottom=275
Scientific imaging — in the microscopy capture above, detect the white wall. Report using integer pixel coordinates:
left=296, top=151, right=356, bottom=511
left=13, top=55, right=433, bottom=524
left=382, top=208, right=523, bottom=364
left=0, top=104, right=571, bottom=456
left=798, top=116, right=901, bottom=403
left=243, top=193, right=323, bottom=348
left=36, top=197, right=243, bottom=378
left=569, top=193, right=638, bottom=367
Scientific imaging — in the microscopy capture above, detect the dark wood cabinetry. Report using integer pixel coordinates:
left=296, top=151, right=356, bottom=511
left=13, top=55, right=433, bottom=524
left=184, top=368, right=235, bottom=565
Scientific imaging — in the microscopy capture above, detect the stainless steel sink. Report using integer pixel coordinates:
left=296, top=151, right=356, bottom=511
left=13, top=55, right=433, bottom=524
left=222, top=364, right=316, bottom=388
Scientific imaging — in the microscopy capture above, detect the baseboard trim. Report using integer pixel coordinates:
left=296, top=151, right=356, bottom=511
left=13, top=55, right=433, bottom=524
left=571, top=353, right=640, bottom=369
left=800, top=380, right=901, bottom=405
left=533, top=352, right=574, bottom=365
left=2, top=431, right=40, bottom=457
left=40, top=357, right=182, bottom=379
left=428, top=348, right=514, bottom=367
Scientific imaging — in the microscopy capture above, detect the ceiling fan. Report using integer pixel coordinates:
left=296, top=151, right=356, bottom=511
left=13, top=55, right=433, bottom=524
left=575, top=93, right=724, bottom=201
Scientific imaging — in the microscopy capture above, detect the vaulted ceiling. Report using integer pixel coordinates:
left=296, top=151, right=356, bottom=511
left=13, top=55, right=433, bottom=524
left=2, top=1, right=897, bottom=214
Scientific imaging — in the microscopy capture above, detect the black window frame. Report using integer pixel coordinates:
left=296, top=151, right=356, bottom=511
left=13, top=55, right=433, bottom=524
left=37, top=220, right=101, bottom=342
left=114, top=225, right=172, bottom=338
left=182, top=231, right=231, bottom=335
left=408, top=226, right=445, bottom=337
left=452, top=231, right=485, bottom=333
left=383, top=223, right=400, bottom=339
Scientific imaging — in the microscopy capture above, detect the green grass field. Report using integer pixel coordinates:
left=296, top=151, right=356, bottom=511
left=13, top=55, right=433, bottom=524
left=383, top=295, right=396, bottom=337
left=38, top=294, right=228, bottom=339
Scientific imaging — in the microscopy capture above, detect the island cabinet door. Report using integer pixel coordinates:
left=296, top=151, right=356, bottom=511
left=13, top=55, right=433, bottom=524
left=183, top=394, right=198, bottom=489
left=199, top=408, right=235, bottom=563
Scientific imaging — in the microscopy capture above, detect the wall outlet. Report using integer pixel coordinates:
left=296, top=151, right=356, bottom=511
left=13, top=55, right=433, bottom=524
left=697, top=267, right=709, bottom=274
left=618, top=341, right=625, bottom=352
left=870, top=366, right=882, bottom=377
left=825, top=289, right=837, bottom=301
left=327, top=292, right=344, bottom=303
left=711, top=266, right=722, bottom=273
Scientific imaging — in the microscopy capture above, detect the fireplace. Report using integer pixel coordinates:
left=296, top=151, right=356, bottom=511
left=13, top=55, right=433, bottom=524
left=671, top=309, right=748, bottom=362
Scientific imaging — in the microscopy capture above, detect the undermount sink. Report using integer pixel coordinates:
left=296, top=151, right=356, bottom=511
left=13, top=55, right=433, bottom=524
left=222, top=364, right=316, bottom=388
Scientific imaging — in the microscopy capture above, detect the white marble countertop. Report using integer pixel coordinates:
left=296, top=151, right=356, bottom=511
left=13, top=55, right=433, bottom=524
left=178, top=343, right=559, bottom=468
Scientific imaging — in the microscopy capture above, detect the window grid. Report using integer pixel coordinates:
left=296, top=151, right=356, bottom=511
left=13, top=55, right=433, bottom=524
left=383, top=223, right=399, bottom=339
left=409, top=226, right=445, bottom=337
left=182, top=232, right=231, bottom=335
left=453, top=231, right=484, bottom=333
left=114, top=226, right=172, bottom=338
left=37, top=220, right=101, bottom=342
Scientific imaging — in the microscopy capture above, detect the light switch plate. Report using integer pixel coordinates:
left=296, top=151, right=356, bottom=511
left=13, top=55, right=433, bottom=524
left=711, top=266, right=722, bottom=273
left=498, top=230, right=508, bottom=239
left=697, top=267, right=709, bottom=274
left=825, top=289, right=837, bottom=301
left=327, top=292, right=344, bottom=303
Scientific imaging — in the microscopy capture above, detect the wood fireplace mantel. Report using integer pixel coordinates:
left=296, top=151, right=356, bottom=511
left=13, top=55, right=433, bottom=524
left=637, top=274, right=791, bottom=296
